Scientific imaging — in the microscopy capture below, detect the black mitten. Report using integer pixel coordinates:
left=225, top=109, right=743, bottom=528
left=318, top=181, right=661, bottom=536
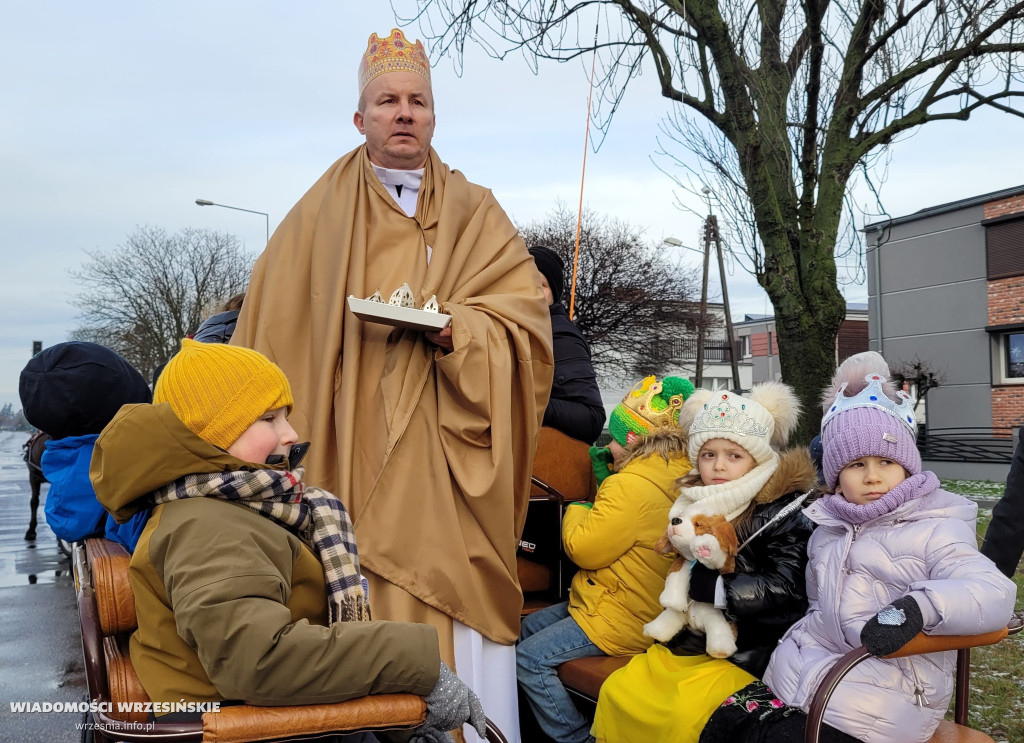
left=860, top=595, right=924, bottom=656
left=689, top=562, right=721, bottom=604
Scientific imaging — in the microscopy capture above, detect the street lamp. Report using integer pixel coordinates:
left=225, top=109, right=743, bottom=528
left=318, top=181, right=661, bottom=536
left=195, top=199, right=269, bottom=243
left=661, top=237, right=704, bottom=255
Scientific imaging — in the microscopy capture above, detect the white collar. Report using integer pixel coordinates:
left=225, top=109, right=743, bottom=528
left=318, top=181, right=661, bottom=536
left=371, top=164, right=424, bottom=191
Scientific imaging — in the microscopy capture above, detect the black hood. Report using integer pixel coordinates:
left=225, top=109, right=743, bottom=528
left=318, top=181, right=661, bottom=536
left=19, top=341, right=152, bottom=439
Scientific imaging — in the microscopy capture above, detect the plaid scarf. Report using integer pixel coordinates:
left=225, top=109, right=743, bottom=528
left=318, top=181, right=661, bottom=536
left=151, top=467, right=370, bottom=623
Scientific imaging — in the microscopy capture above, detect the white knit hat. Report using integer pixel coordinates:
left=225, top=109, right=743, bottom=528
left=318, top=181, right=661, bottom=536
left=681, top=382, right=801, bottom=465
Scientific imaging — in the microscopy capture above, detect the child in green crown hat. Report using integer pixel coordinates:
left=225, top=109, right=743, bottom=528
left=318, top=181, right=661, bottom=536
left=590, top=375, right=695, bottom=486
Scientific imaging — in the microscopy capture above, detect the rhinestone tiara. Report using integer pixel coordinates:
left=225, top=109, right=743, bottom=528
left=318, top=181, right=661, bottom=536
left=689, top=394, right=770, bottom=440
left=820, top=373, right=917, bottom=436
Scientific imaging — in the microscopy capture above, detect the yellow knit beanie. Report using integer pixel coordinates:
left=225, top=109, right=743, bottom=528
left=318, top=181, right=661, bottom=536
left=153, top=339, right=293, bottom=450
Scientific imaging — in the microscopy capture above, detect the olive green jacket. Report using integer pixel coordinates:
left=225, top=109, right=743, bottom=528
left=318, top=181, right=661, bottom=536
left=91, top=402, right=440, bottom=707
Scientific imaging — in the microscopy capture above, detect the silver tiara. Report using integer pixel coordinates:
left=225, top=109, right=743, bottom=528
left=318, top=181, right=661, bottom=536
left=821, top=373, right=917, bottom=436
left=689, top=395, right=770, bottom=440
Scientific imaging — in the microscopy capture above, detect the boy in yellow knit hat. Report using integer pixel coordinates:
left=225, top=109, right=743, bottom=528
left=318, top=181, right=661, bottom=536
left=91, top=339, right=486, bottom=741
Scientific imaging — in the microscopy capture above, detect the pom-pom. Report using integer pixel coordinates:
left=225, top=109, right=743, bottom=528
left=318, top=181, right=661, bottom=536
left=749, top=381, right=802, bottom=448
left=662, top=376, right=696, bottom=401
left=820, top=351, right=899, bottom=412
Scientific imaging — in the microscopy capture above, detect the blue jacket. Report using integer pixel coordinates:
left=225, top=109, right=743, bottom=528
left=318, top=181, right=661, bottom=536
left=42, top=435, right=149, bottom=551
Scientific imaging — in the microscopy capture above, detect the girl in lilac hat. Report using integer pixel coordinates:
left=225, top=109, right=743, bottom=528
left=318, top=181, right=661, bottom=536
left=699, top=352, right=1017, bottom=743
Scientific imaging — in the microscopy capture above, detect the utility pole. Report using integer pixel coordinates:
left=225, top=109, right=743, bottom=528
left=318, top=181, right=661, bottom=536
left=707, top=215, right=742, bottom=390
left=695, top=219, right=711, bottom=388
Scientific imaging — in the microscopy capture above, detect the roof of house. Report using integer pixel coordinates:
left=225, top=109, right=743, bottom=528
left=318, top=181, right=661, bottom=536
left=864, top=183, right=1024, bottom=232
left=735, top=302, right=866, bottom=326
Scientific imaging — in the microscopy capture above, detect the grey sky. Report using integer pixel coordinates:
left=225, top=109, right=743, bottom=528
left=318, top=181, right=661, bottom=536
left=2, top=2, right=1022, bottom=410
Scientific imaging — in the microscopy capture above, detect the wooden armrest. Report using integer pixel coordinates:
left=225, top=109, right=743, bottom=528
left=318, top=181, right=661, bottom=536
left=201, top=694, right=427, bottom=743
left=805, top=626, right=1014, bottom=743
left=885, top=628, right=1008, bottom=659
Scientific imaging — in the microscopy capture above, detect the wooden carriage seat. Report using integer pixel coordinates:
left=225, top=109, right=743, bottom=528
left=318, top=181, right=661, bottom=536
left=75, top=538, right=428, bottom=742
left=530, top=426, right=597, bottom=503
left=556, top=655, right=633, bottom=703
left=520, top=427, right=597, bottom=608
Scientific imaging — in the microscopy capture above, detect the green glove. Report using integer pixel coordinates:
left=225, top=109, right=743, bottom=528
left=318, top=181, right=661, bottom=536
left=589, top=445, right=614, bottom=486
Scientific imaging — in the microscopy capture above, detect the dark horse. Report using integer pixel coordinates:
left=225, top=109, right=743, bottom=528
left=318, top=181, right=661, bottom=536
left=22, top=431, right=51, bottom=541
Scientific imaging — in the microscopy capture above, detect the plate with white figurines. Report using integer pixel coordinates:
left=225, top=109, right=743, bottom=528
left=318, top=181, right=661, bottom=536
left=347, top=295, right=451, bottom=332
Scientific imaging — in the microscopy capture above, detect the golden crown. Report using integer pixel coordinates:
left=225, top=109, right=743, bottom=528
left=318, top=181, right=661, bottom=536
left=621, top=375, right=686, bottom=428
left=358, top=28, right=431, bottom=94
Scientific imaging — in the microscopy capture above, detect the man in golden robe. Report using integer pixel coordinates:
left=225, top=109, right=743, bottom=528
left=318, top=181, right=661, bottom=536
left=231, top=29, right=553, bottom=743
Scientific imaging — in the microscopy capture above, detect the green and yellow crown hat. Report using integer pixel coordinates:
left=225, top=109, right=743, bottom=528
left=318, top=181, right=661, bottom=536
left=608, top=375, right=695, bottom=446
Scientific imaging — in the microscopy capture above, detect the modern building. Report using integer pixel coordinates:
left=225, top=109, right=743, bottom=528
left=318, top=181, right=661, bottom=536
left=864, top=184, right=1024, bottom=479
left=732, top=304, right=868, bottom=385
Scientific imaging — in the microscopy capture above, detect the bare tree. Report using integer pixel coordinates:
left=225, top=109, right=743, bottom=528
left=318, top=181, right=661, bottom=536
left=397, top=0, right=1024, bottom=440
left=70, top=226, right=254, bottom=380
left=520, top=203, right=705, bottom=379
left=891, top=355, right=946, bottom=420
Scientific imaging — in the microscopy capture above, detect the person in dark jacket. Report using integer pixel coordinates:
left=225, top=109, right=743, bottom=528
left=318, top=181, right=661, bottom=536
left=528, top=246, right=605, bottom=444
left=192, top=292, right=245, bottom=344
left=982, top=435, right=1024, bottom=577
left=591, top=383, right=814, bottom=743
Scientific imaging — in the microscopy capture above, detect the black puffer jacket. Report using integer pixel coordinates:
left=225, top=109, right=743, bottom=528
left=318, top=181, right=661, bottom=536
left=544, top=303, right=605, bottom=445
left=664, top=449, right=817, bottom=678
left=192, top=310, right=239, bottom=344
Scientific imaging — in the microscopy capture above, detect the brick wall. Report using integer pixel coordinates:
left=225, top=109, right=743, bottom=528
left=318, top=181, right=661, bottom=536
left=988, top=276, right=1024, bottom=326
left=984, top=193, right=1024, bottom=220
left=992, top=386, right=1024, bottom=433
left=837, top=319, right=869, bottom=363
left=749, top=331, right=779, bottom=357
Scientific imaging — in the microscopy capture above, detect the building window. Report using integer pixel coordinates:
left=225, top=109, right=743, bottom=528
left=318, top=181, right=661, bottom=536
left=986, top=217, right=1024, bottom=279
left=991, top=330, right=1024, bottom=385
left=1007, top=333, right=1024, bottom=379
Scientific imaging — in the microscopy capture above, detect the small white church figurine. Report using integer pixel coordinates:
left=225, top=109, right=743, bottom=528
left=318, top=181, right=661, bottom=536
left=388, top=283, right=416, bottom=308
left=365, top=289, right=384, bottom=303
left=422, top=295, right=439, bottom=313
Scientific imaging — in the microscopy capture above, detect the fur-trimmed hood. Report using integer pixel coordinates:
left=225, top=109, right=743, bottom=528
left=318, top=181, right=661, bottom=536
left=754, top=447, right=818, bottom=506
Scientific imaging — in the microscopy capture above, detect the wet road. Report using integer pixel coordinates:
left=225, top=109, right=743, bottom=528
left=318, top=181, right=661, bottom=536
left=0, top=431, right=87, bottom=741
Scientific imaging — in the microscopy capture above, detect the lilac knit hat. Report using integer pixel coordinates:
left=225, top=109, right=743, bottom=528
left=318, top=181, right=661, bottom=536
left=820, top=352, right=921, bottom=490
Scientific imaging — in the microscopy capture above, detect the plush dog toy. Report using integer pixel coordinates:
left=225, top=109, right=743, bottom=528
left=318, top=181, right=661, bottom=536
left=642, top=510, right=739, bottom=657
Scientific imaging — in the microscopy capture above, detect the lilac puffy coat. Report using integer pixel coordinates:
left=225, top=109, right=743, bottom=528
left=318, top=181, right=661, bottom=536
left=764, top=487, right=1016, bottom=743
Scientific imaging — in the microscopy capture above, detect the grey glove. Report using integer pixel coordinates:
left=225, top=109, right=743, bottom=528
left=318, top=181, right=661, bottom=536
left=414, top=662, right=487, bottom=741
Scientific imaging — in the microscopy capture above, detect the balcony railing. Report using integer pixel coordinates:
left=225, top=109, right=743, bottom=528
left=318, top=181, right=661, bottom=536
left=665, top=338, right=738, bottom=363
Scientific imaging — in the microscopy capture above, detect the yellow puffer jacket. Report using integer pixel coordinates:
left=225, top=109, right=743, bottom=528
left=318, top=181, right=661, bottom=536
left=563, top=448, right=691, bottom=655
